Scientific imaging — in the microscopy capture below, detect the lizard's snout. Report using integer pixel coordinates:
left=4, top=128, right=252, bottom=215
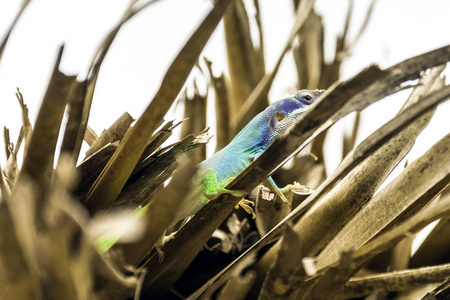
left=311, top=89, right=325, bottom=98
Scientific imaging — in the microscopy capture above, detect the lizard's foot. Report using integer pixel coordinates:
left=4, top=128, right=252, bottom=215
left=281, top=181, right=314, bottom=195
left=156, top=246, right=165, bottom=263
left=228, top=189, right=248, bottom=198
left=264, top=177, right=293, bottom=204
left=163, top=232, right=176, bottom=244
left=155, top=232, right=177, bottom=263
left=235, top=199, right=256, bottom=219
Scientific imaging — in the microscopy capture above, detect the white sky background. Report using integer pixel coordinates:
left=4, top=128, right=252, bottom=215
left=0, top=0, right=449, bottom=254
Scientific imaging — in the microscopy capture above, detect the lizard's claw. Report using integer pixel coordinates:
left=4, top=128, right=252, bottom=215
left=235, top=199, right=256, bottom=219
left=281, top=181, right=314, bottom=195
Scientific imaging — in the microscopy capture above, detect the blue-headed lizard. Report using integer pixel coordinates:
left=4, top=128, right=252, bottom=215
left=96, top=89, right=324, bottom=252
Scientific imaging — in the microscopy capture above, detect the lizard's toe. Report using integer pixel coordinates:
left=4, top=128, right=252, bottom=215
left=156, top=247, right=165, bottom=263
left=235, top=199, right=256, bottom=219
left=275, top=190, right=291, bottom=204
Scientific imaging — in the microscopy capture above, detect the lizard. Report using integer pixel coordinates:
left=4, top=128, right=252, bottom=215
left=96, top=89, right=324, bottom=253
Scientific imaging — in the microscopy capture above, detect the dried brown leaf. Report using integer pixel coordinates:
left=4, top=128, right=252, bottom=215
left=352, top=181, right=450, bottom=266
left=115, top=158, right=197, bottom=266
left=233, top=0, right=315, bottom=131
left=114, top=132, right=207, bottom=211
left=410, top=213, right=450, bottom=268
left=0, top=201, right=40, bottom=299
left=259, top=224, right=305, bottom=300
left=58, top=80, right=88, bottom=164
left=344, top=262, right=450, bottom=298
left=15, top=88, right=32, bottom=156
left=84, top=125, right=98, bottom=146
left=224, top=0, right=266, bottom=117
left=180, top=88, right=207, bottom=164
left=85, top=112, right=134, bottom=158
left=217, top=270, right=256, bottom=300
left=75, top=142, right=118, bottom=201
left=204, top=57, right=232, bottom=149
left=15, top=47, right=77, bottom=222
left=294, top=251, right=354, bottom=300
left=315, top=69, right=447, bottom=269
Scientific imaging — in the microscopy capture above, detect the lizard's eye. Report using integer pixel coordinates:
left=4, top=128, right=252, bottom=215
left=294, top=91, right=315, bottom=105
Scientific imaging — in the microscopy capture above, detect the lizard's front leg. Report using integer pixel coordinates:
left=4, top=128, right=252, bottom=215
left=202, top=170, right=255, bottom=217
left=202, top=170, right=247, bottom=200
left=264, top=176, right=314, bottom=204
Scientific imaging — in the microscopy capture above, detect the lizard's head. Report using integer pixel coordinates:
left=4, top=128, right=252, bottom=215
left=269, top=89, right=323, bottom=128
left=232, top=89, right=324, bottom=156
left=265, top=89, right=324, bottom=146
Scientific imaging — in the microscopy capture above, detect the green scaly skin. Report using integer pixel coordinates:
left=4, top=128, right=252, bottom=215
left=96, top=89, right=324, bottom=253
